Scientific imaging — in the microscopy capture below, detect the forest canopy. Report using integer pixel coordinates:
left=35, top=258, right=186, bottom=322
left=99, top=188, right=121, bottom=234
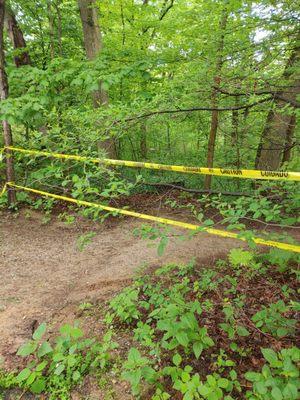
left=0, top=0, right=299, bottom=194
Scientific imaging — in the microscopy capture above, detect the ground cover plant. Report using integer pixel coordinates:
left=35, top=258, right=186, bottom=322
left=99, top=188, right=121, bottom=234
left=1, top=247, right=299, bottom=399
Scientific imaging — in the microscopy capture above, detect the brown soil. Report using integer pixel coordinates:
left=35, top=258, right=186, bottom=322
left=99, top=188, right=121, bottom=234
left=0, top=207, right=243, bottom=366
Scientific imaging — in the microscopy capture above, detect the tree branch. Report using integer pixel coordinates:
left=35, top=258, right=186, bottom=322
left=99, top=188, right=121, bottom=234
left=123, top=96, right=273, bottom=122
left=214, top=86, right=300, bottom=108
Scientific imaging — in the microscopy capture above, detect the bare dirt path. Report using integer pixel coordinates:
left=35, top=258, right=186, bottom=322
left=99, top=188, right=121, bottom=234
left=0, top=208, right=245, bottom=365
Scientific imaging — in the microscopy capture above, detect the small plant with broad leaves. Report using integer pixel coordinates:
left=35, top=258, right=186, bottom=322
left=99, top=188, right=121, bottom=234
left=122, top=348, right=158, bottom=396
left=245, top=347, right=300, bottom=399
left=9, top=323, right=118, bottom=399
left=76, top=231, right=97, bottom=251
left=251, top=300, right=297, bottom=338
left=105, top=286, right=141, bottom=324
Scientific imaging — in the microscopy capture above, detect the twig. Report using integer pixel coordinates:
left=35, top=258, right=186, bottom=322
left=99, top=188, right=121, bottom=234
left=139, top=181, right=251, bottom=197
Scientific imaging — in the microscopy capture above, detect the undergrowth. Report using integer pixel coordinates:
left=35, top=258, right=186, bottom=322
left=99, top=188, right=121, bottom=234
left=1, top=247, right=299, bottom=399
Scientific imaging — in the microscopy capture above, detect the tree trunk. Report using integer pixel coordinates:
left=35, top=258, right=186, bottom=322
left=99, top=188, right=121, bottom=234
left=204, top=7, right=228, bottom=189
left=255, top=38, right=300, bottom=170
left=0, top=0, right=16, bottom=205
left=4, top=2, right=31, bottom=67
left=77, top=0, right=115, bottom=158
left=54, top=1, right=62, bottom=56
left=231, top=97, right=240, bottom=169
left=281, top=114, right=296, bottom=164
left=140, top=121, right=147, bottom=159
left=48, top=0, right=55, bottom=59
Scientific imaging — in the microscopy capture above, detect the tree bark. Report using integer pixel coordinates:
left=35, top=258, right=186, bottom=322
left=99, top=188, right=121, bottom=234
left=77, top=0, right=116, bottom=158
left=204, top=7, right=228, bottom=189
left=281, top=114, right=296, bottom=164
left=0, top=0, right=16, bottom=205
left=255, top=37, right=300, bottom=170
left=47, top=0, right=55, bottom=59
left=140, top=122, right=147, bottom=159
left=54, top=1, right=62, bottom=56
left=4, top=2, right=31, bottom=67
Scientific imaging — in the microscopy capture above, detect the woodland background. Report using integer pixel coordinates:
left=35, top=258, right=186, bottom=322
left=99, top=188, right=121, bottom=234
left=0, top=0, right=299, bottom=201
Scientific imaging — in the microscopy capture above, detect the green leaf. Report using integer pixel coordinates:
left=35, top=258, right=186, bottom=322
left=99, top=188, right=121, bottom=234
left=276, top=327, right=288, bottom=337
left=128, top=348, right=141, bottom=363
left=244, top=372, right=261, bottom=382
left=30, top=378, right=46, bottom=394
left=16, top=368, right=31, bottom=383
left=271, top=387, right=283, bottom=400
left=33, top=323, right=47, bottom=341
left=193, top=342, right=203, bottom=359
left=158, top=236, right=168, bottom=256
left=181, top=371, right=190, bottom=383
left=72, top=371, right=81, bottom=381
left=176, top=331, right=189, bottom=347
left=199, top=384, right=210, bottom=396
left=54, top=364, right=65, bottom=375
left=35, top=361, right=48, bottom=372
left=172, top=353, right=182, bottom=366
left=37, top=341, right=53, bottom=357
left=261, top=348, right=279, bottom=366
left=26, top=372, right=36, bottom=386
left=255, top=381, right=268, bottom=395
left=236, top=325, right=250, bottom=337
left=218, top=378, right=229, bottom=388
left=17, top=342, right=37, bottom=357
left=283, top=383, right=298, bottom=399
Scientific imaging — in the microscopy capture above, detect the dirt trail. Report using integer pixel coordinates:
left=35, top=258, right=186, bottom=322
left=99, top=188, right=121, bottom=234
left=0, top=209, right=244, bottom=362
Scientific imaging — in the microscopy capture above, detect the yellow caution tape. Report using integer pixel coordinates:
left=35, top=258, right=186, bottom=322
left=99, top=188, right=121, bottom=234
left=0, top=183, right=7, bottom=197
left=4, top=146, right=300, bottom=182
left=7, top=182, right=300, bottom=253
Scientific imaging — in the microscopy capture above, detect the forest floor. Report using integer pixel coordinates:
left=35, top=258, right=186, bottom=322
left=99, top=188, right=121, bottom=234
left=0, top=204, right=242, bottom=366
left=0, top=192, right=299, bottom=399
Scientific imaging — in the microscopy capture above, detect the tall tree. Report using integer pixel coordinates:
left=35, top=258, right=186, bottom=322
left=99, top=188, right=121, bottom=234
left=0, top=0, right=16, bottom=205
left=255, top=34, right=300, bottom=170
left=4, top=1, right=31, bottom=66
left=77, top=0, right=116, bottom=158
left=204, top=5, right=228, bottom=190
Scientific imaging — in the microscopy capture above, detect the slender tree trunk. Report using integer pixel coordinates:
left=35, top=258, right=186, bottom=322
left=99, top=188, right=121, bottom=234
left=140, top=122, right=147, bottom=159
left=48, top=0, right=55, bottom=59
left=255, top=38, right=299, bottom=170
left=77, top=0, right=116, bottom=158
left=281, top=114, right=296, bottom=164
left=231, top=97, right=240, bottom=169
left=166, top=122, right=171, bottom=152
left=204, top=7, right=228, bottom=189
left=0, top=0, right=16, bottom=205
left=54, top=1, right=62, bottom=56
left=4, top=2, right=31, bottom=67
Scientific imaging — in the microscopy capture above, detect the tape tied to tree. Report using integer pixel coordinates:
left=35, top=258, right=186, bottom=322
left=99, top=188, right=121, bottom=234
left=2, top=146, right=300, bottom=181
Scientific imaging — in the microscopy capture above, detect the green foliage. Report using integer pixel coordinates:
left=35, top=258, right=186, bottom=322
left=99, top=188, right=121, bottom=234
left=251, top=300, right=297, bottom=338
left=2, top=323, right=117, bottom=399
left=1, top=250, right=299, bottom=399
left=76, top=231, right=97, bottom=252
left=106, top=286, right=141, bottom=323
left=122, top=348, right=158, bottom=396
left=261, top=248, right=300, bottom=273
left=228, top=248, right=254, bottom=267
left=133, top=224, right=170, bottom=256
left=245, top=347, right=300, bottom=399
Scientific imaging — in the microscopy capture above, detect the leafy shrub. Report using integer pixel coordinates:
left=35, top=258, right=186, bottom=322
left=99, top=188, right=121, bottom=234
left=106, top=286, right=141, bottom=323
left=245, top=347, right=300, bottom=399
left=252, top=300, right=297, bottom=338
left=122, top=348, right=158, bottom=396
left=3, top=323, right=117, bottom=399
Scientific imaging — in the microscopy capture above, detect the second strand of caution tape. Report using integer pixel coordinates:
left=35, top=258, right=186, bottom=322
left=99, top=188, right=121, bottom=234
left=6, top=182, right=300, bottom=253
